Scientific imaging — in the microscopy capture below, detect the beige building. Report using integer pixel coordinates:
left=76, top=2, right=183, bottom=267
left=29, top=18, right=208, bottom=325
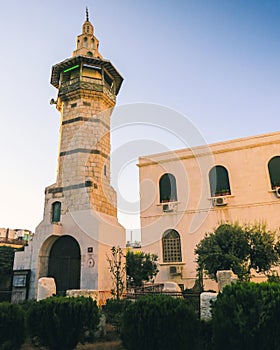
left=0, top=228, right=33, bottom=247
left=13, top=11, right=125, bottom=301
left=139, top=131, right=280, bottom=290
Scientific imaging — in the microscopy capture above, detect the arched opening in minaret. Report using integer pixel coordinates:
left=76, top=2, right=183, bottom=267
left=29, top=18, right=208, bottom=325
left=48, top=235, right=81, bottom=295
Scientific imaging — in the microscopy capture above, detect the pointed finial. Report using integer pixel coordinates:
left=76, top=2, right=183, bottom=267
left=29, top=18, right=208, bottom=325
left=86, top=7, right=89, bottom=21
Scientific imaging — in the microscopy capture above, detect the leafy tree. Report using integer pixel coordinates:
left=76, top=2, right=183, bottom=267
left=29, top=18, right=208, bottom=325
left=0, top=246, right=16, bottom=275
left=267, top=271, right=280, bottom=283
left=0, top=246, right=18, bottom=300
left=107, top=246, right=126, bottom=299
left=195, top=223, right=280, bottom=281
left=126, top=250, right=158, bottom=289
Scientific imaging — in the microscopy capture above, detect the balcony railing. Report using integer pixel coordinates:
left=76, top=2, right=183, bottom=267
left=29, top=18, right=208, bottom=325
left=59, top=76, right=116, bottom=101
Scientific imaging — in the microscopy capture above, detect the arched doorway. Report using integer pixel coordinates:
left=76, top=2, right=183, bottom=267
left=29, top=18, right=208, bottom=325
left=48, top=235, right=81, bottom=295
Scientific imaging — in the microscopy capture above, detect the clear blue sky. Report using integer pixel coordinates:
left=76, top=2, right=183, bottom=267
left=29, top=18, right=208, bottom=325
left=0, top=1, right=279, bottom=236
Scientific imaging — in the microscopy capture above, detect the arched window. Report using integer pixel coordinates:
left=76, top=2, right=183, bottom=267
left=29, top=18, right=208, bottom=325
left=209, top=165, right=231, bottom=197
left=162, top=229, right=182, bottom=262
left=159, top=173, right=177, bottom=203
left=83, top=37, right=88, bottom=48
left=268, top=156, right=280, bottom=189
left=51, top=201, right=61, bottom=223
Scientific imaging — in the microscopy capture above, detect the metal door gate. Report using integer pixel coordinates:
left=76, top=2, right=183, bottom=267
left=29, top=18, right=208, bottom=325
left=48, top=236, right=81, bottom=294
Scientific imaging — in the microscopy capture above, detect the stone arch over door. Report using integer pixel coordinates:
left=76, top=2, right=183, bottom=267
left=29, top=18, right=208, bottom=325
left=48, top=235, right=81, bottom=295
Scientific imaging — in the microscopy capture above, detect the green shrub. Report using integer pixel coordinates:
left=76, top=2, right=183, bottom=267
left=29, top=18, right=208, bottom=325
left=212, top=282, right=280, bottom=350
left=182, top=292, right=200, bottom=314
left=199, top=320, right=213, bottom=350
left=121, top=295, right=200, bottom=350
left=27, top=296, right=100, bottom=350
left=103, top=298, right=131, bottom=332
left=267, top=271, right=280, bottom=283
left=0, top=302, right=25, bottom=350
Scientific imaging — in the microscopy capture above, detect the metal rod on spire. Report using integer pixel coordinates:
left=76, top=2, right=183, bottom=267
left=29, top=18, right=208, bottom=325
left=86, top=7, right=89, bottom=21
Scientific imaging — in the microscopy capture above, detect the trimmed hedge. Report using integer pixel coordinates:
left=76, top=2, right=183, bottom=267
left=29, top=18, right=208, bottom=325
left=0, top=302, right=25, bottom=350
left=212, top=282, right=280, bottom=350
left=121, top=295, right=200, bottom=350
left=103, top=298, right=131, bottom=332
left=27, top=296, right=100, bottom=350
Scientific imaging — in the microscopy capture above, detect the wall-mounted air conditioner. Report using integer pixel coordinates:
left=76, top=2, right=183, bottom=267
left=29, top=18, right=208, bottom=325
left=169, top=266, right=181, bottom=276
left=162, top=203, right=175, bottom=212
left=212, top=196, right=228, bottom=207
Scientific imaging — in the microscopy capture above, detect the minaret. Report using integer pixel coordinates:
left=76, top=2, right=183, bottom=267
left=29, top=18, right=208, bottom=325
left=48, top=8, right=123, bottom=216
left=12, top=10, right=125, bottom=300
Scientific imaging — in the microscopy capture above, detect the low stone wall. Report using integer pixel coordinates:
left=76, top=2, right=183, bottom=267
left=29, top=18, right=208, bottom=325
left=66, top=289, right=112, bottom=307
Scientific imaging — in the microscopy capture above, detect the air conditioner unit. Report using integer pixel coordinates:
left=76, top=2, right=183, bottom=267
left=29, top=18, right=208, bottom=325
left=169, top=266, right=181, bottom=276
left=212, top=196, right=227, bottom=207
left=162, top=203, right=175, bottom=212
left=275, top=187, right=280, bottom=198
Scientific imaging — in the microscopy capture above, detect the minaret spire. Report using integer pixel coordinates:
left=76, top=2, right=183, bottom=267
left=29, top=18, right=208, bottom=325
left=72, top=7, right=102, bottom=59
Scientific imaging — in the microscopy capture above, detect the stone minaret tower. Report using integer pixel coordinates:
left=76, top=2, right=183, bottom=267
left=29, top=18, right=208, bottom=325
left=13, top=10, right=125, bottom=300
left=48, top=8, right=123, bottom=216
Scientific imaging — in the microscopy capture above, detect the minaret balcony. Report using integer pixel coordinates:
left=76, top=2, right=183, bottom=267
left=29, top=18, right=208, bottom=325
left=59, top=75, right=116, bottom=101
left=51, top=56, right=123, bottom=96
